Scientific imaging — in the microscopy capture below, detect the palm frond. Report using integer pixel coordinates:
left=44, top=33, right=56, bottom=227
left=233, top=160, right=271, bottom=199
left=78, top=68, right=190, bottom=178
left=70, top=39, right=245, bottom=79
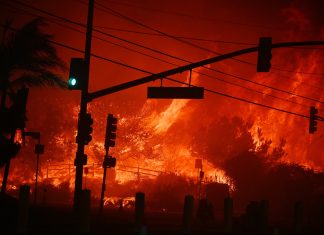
left=11, top=71, right=67, bottom=89
left=1, top=17, right=66, bottom=88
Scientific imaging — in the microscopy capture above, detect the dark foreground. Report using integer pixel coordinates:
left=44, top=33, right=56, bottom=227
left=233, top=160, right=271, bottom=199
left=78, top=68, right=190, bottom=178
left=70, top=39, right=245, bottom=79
left=1, top=195, right=323, bottom=235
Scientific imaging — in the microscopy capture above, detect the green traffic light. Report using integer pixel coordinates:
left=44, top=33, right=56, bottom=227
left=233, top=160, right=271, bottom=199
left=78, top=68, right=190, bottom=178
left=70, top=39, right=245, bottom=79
left=68, top=77, right=77, bottom=86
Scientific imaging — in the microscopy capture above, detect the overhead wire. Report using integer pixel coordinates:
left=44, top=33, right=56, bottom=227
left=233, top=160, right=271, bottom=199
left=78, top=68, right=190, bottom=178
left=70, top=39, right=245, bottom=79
left=6, top=0, right=324, bottom=104
left=95, top=0, right=324, bottom=77
left=0, top=22, right=316, bottom=120
left=165, top=77, right=310, bottom=119
left=3, top=0, right=324, bottom=107
left=103, top=0, right=288, bottom=32
left=94, top=25, right=256, bottom=46
left=5, top=0, right=320, bottom=106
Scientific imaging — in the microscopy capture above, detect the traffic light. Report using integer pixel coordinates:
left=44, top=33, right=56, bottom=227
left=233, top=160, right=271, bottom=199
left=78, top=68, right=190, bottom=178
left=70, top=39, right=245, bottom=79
left=105, top=114, right=117, bottom=149
left=0, top=134, right=21, bottom=166
left=257, top=37, right=272, bottom=72
left=77, top=113, right=93, bottom=145
left=103, top=155, right=116, bottom=168
left=68, top=58, right=85, bottom=90
left=0, top=107, right=15, bottom=134
left=309, top=106, right=318, bottom=134
left=11, top=87, right=29, bottom=130
left=0, top=88, right=29, bottom=134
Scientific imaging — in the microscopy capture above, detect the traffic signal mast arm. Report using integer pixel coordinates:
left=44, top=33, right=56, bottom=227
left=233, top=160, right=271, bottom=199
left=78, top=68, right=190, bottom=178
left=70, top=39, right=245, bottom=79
left=318, top=116, right=324, bottom=121
left=87, top=40, right=324, bottom=101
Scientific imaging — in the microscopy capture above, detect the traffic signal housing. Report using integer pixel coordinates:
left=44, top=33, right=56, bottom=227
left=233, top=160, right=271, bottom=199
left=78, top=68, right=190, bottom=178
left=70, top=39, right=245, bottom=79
left=68, top=58, right=85, bottom=90
left=103, top=155, right=116, bottom=168
left=0, top=88, right=29, bottom=134
left=257, top=37, right=272, bottom=72
left=77, top=113, right=93, bottom=145
left=0, top=135, right=21, bottom=166
left=12, top=87, right=29, bottom=130
left=105, top=114, right=117, bottom=149
left=309, top=106, right=318, bottom=134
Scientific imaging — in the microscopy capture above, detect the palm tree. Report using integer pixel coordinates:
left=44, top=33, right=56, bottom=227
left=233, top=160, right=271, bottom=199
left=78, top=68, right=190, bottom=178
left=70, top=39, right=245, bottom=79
left=0, top=18, right=67, bottom=193
left=0, top=18, right=66, bottom=90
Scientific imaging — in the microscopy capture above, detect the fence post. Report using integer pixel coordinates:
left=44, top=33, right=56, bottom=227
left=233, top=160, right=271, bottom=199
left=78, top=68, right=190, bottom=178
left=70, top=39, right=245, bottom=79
left=80, top=189, right=91, bottom=235
left=182, top=195, right=194, bottom=235
left=16, top=185, right=30, bottom=235
left=259, top=200, right=269, bottom=235
left=321, top=202, right=324, bottom=234
left=135, top=192, right=146, bottom=235
left=293, top=201, right=303, bottom=235
left=224, top=197, right=233, bottom=234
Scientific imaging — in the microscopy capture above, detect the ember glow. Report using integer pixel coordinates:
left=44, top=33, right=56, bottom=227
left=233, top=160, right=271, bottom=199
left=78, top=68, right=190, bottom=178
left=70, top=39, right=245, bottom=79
left=0, top=0, right=323, bottom=207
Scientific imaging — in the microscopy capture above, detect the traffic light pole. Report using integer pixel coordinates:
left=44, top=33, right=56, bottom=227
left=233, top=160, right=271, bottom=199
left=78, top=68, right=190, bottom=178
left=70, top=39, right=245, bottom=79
left=99, top=114, right=117, bottom=214
left=73, top=0, right=94, bottom=211
left=99, top=148, right=109, bottom=214
left=35, top=140, right=40, bottom=203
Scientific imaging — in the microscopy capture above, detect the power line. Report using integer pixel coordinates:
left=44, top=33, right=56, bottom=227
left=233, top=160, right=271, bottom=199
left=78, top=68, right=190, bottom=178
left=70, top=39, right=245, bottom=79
left=53, top=0, right=257, bottom=46
left=10, top=1, right=324, bottom=80
left=52, top=38, right=317, bottom=119
left=103, top=0, right=288, bottom=32
left=88, top=30, right=324, bottom=103
left=95, top=1, right=324, bottom=77
left=1, top=2, right=175, bottom=66
left=0, top=23, right=317, bottom=120
left=94, top=25, right=256, bottom=46
left=1, top=2, right=86, bottom=32
left=164, top=77, right=310, bottom=119
left=6, top=3, right=323, bottom=112
left=9, top=0, right=324, bottom=101
left=10, top=0, right=86, bottom=27
left=7, top=2, right=322, bottom=111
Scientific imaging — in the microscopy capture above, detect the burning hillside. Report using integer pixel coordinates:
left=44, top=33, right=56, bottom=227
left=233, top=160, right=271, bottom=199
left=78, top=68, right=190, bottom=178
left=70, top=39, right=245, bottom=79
left=0, top=0, right=323, bottom=211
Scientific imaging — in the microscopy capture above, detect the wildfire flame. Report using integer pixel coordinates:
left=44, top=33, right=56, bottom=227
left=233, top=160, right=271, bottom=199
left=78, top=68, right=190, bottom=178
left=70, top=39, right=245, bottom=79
left=0, top=3, right=323, bottom=206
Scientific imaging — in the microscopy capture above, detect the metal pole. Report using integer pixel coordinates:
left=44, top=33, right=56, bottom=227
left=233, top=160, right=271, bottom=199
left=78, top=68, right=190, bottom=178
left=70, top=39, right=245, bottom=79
left=1, top=158, right=11, bottom=194
left=182, top=195, right=194, bottom=235
left=34, top=137, right=40, bottom=204
left=99, top=163, right=107, bottom=214
left=198, top=177, right=202, bottom=200
left=99, top=147, right=109, bottom=214
left=73, top=0, right=94, bottom=211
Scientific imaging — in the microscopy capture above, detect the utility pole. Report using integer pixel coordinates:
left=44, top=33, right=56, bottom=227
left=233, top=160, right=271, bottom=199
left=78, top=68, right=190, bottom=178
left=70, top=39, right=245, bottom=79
left=24, top=131, right=43, bottom=204
left=73, top=0, right=94, bottom=211
left=34, top=136, right=44, bottom=204
left=99, top=156, right=108, bottom=214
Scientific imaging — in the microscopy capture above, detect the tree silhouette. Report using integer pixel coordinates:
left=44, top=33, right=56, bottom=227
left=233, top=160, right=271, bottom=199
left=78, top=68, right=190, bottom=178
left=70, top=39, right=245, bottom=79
left=0, top=18, right=66, bottom=90
left=0, top=18, right=66, bottom=193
